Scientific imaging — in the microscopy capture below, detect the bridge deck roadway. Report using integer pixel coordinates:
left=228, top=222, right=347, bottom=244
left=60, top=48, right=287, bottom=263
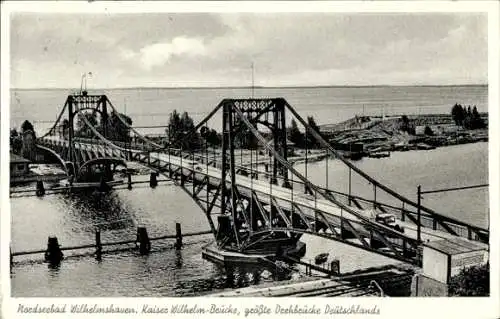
left=39, top=137, right=486, bottom=249
left=147, top=152, right=480, bottom=246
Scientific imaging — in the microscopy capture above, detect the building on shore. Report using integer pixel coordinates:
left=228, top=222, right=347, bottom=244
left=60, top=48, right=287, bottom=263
left=10, top=152, right=31, bottom=177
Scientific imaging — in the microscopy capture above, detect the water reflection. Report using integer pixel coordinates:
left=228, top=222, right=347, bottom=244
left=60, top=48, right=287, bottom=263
left=62, top=190, right=136, bottom=232
left=174, top=250, right=183, bottom=269
left=47, top=263, right=61, bottom=274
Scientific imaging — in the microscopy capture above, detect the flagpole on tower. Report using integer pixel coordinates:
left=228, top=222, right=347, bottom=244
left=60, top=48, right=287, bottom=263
left=251, top=62, right=255, bottom=98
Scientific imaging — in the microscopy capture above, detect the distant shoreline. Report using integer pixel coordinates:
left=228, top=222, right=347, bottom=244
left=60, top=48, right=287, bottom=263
left=10, top=84, right=488, bottom=91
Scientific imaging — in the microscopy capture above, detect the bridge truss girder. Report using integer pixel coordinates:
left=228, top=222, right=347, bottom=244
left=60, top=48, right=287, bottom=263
left=130, top=150, right=421, bottom=264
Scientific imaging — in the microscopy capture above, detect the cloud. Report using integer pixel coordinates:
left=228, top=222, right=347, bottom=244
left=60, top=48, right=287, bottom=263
left=120, top=36, right=208, bottom=71
left=9, top=13, right=488, bottom=88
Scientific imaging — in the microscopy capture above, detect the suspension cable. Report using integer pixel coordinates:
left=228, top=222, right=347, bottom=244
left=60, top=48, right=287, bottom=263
left=283, top=100, right=485, bottom=232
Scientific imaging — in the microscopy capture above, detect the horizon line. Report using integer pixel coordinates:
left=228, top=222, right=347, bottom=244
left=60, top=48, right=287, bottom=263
left=11, top=83, right=488, bottom=91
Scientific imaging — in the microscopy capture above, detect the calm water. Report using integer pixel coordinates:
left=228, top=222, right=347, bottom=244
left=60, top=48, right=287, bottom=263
left=11, top=85, right=487, bottom=135
left=9, top=86, right=489, bottom=296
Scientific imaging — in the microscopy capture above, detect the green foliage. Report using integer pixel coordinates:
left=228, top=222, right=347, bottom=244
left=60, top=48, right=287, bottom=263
left=21, top=120, right=34, bottom=134
left=204, top=128, right=222, bottom=147
left=10, top=128, right=22, bottom=154
left=306, top=116, right=322, bottom=148
left=424, top=125, right=434, bottom=136
left=448, top=263, right=489, bottom=296
left=451, top=103, right=485, bottom=129
left=288, top=119, right=304, bottom=148
left=76, top=112, right=99, bottom=138
left=233, top=117, right=259, bottom=150
left=20, top=130, right=37, bottom=161
left=400, top=115, right=410, bottom=132
left=106, top=112, right=132, bottom=142
left=166, top=110, right=202, bottom=150
left=286, top=116, right=323, bottom=149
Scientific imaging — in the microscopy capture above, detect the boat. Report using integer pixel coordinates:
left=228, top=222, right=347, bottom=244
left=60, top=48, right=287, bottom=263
left=416, top=143, right=436, bottom=150
left=368, top=151, right=390, bottom=158
left=314, top=252, right=329, bottom=264
left=344, top=151, right=364, bottom=161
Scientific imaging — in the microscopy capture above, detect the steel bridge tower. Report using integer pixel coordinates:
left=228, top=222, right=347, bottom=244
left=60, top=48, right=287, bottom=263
left=66, top=92, right=109, bottom=177
left=218, top=98, right=294, bottom=252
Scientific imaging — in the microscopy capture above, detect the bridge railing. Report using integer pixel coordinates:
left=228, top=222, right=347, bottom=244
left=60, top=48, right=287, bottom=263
left=68, top=134, right=487, bottom=243
left=322, top=188, right=486, bottom=242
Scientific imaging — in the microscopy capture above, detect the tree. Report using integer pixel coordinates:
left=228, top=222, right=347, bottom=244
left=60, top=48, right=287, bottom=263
left=181, top=111, right=202, bottom=149
left=449, top=263, right=489, bottom=296
left=424, top=126, right=434, bottom=136
left=21, top=120, right=34, bottom=134
left=471, top=106, right=486, bottom=129
left=21, top=130, right=37, bottom=161
left=107, top=112, right=132, bottom=142
left=166, top=110, right=182, bottom=146
left=306, top=116, right=321, bottom=148
left=206, top=128, right=222, bottom=147
left=166, top=110, right=202, bottom=150
left=451, top=103, right=465, bottom=126
left=400, top=115, right=410, bottom=132
left=10, top=128, right=22, bottom=154
left=288, top=119, right=304, bottom=148
left=76, top=112, right=99, bottom=138
left=231, top=116, right=258, bottom=150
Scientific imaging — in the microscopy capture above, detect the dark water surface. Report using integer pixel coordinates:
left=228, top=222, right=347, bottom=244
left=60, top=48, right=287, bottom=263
left=11, top=85, right=487, bottom=135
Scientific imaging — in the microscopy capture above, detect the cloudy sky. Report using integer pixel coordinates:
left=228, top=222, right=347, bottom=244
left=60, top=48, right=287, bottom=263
left=10, top=12, right=487, bottom=88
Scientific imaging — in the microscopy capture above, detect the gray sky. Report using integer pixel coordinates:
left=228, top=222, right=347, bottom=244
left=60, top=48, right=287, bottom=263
left=10, top=13, right=487, bottom=88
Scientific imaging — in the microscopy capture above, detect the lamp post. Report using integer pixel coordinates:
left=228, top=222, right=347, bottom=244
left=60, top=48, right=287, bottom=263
left=80, top=72, right=92, bottom=94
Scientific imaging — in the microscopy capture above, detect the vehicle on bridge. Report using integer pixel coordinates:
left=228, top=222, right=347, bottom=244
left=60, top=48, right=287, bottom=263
left=375, top=213, right=404, bottom=233
left=314, top=252, right=329, bottom=264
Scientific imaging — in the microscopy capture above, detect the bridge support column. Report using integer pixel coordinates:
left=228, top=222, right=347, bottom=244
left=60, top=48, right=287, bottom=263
left=36, top=181, right=46, bottom=197
left=136, top=227, right=151, bottom=255
left=44, top=236, right=63, bottom=266
left=175, top=223, right=183, bottom=250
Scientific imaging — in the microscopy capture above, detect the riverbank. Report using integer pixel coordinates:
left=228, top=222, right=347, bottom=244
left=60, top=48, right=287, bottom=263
left=319, top=113, right=488, bottom=157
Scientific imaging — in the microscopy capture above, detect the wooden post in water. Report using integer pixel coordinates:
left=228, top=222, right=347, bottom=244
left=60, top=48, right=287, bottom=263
left=417, top=185, right=422, bottom=243
left=348, top=167, right=352, bottom=206
left=36, top=181, right=46, bottom=197
left=45, top=236, right=63, bottom=265
left=136, top=227, right=151, bottom=255
left=175, top=223, right=183, bottom=250
left=127, top=173, right=132, bottom=190
left=95, top=230, right=102, bottom=259
left=330, top=259, right=340, bottom=276
left=149, top=172, right=158, bottom=188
